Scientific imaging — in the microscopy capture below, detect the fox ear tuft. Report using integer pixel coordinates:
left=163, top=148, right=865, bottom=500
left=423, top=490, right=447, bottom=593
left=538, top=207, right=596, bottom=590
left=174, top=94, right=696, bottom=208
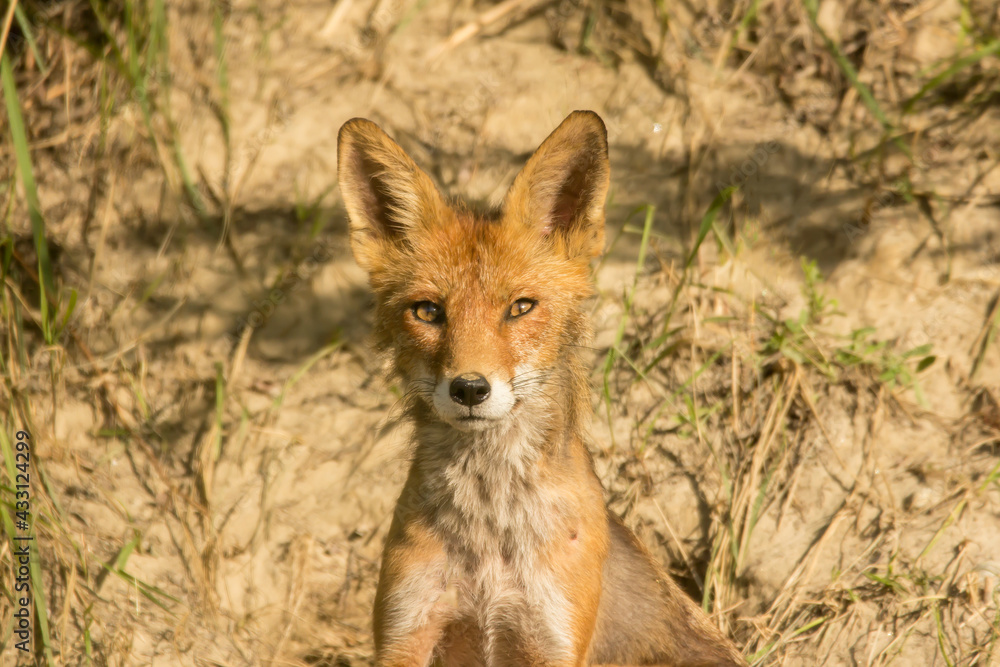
left=504, top=111, right=610, bottom=258
left=337, top=119, right=445, bottom=272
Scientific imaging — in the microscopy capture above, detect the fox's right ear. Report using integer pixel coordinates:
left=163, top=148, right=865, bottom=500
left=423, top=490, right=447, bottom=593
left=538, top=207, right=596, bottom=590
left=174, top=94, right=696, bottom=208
left=337, top=118, right=446, bottom=273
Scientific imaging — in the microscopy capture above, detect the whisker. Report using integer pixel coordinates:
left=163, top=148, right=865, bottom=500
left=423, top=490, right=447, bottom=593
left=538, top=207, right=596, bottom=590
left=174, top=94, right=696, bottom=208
left=511, top=369, right=551, bottom=386
left=401, top=379, right=436, bottom=403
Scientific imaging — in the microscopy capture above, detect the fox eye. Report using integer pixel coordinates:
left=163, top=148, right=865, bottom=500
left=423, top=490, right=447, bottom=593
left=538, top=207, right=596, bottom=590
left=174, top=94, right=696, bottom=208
left=508, top=299, right=535, bottom=318
left=413, top=301, right=444, bottom=324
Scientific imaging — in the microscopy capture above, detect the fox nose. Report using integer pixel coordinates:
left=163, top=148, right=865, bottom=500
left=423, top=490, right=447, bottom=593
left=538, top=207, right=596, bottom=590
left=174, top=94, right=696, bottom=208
left=450, top=373, right=491, bottom=407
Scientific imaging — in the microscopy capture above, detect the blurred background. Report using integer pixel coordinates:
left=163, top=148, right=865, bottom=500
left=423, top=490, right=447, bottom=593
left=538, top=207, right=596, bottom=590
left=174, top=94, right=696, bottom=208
left=1, top=0, right=999, bottom=664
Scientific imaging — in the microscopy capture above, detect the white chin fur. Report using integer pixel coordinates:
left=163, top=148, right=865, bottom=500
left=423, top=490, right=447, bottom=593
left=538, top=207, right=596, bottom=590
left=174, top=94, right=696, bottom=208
left=431, top=376, right=517, bottom=429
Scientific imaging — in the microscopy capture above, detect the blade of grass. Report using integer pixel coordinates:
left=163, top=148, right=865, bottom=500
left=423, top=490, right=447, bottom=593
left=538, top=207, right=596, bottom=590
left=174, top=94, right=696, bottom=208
left=87, top=0, right=206, bottom=217
left=0, top=0, right=17, bottom=64
left=917, top=494, right=968, bottom=563
left=601, top=205, right=655, bottom=448
left=2, top=51, right=56, bottom=342
left=932, top=602, right=957, bottom=667
left=980, top=459, right=1000, bottom=493
left=688, top=186, right=737, bottom=267
left=748, top=616, right=829, bottom=663
left=802, top=0, right=912, bottom=161
left=213, top=0, right=231, bottom=159
left=99, top=532, right=180, bottom=614
left=213, top=361, right=225, bottom=462
left=271, top=340, right=343, bottom=412
left=969, top=291, right=1000, bottom=382
left=149, top=0, right=207, bottom=217
left=640, top=348, right=725, bottom=451
left=29, top=536, right=56, bottom=666
left=802, top=0, right=892, bottom=131
left=652, top=185, right=736, bottom=348
left=55, top=288, right=78, bottom=339
left=603, top=204, right=655, bottom=376
left=903, top=39, right=1000, bottom=114
left=13, top=4, right=48, bottom=73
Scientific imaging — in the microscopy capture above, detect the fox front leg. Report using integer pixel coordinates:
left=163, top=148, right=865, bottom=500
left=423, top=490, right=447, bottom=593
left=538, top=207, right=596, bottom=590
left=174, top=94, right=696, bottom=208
left=373, top=517, right=456, bottom=667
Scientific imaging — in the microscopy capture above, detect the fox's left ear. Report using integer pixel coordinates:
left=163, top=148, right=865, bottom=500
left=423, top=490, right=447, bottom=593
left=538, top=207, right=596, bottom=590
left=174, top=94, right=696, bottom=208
left=503, top=110, right=610, bottom=258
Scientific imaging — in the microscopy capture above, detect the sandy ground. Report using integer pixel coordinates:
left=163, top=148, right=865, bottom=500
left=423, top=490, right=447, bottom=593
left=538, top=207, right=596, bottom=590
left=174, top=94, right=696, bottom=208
left=3, top=0, right=1000, bottom=665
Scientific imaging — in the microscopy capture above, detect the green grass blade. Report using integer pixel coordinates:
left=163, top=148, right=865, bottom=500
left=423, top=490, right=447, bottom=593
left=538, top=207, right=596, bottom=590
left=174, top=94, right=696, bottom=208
left=29, top=542, right=56, bottom=665
left=802, top=0, right=895, bottom=133
left=56, top=288, right=78, bottom=339
left=100, top=533, right=180, bottom=614
left=2, top=51, right=56, bottom=342
left=688, top=186, right=737, bottom=268
left=932, top=602, right=957, bottom=667
left=654, top=186, right=736, bottom=341
left=13, top=5, right=49, bottom=73
left=602, top=207, right=655, bottom=388
left=903, top=39, right=1000, bottom=114
left=271, top=341, right=343, bottom=412
left=802, top=0, right=913, bottom=161
left=213, top=0, right=231, bottom=151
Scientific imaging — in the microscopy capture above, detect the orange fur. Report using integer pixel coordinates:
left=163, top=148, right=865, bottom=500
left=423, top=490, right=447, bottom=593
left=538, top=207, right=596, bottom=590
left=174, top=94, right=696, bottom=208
left=338, top=111, right=746, bottom=667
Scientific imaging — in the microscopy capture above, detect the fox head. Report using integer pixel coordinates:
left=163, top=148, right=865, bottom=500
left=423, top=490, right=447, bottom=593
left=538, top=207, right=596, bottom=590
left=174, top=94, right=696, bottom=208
left=338, top=111, right=609, bottom=432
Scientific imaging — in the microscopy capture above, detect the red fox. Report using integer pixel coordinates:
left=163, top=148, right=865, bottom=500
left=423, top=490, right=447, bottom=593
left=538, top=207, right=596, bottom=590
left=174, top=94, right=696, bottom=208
left=338, top=111, right=746, bottom=667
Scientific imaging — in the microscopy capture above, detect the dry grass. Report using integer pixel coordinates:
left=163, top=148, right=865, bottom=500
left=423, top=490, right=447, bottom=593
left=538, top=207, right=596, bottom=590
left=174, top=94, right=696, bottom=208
left=599, top=246, right=1000, bottom=663
left=2, top=0, right=1000, bottom=665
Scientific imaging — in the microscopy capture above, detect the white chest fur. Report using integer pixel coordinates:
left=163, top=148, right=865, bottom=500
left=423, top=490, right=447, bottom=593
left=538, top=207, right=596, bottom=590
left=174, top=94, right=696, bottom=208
left=414, top=423, right=576, bottom=662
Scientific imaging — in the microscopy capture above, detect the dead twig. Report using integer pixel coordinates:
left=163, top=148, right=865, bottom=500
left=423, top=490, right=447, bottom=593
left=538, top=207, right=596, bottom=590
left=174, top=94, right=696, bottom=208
left=426, top=0, right=555, bottom=60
